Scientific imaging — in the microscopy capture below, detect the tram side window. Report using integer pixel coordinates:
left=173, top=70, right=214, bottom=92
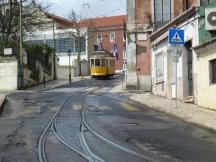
left=91, top=59, right=94, bottom=67
left=109, top=60, right=115, bottom=67
left=95, top=59, right=100, bottom=66
left=101, top=59, right=106, bottom=67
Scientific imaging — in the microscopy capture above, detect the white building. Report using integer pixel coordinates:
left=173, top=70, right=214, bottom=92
left=25, top=12, right=89, bottom=77
left=150, top=7, right=199, bottom=103
left=27, top=29, right=88, bottom=65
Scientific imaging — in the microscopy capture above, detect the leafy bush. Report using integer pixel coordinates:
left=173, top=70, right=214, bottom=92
left=24, top=43, right=54, bottom=80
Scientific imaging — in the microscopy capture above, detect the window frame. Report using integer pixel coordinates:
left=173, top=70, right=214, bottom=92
left=153, top=0, right=171, bottom=28
left=91, top=59, right=95, bottom=67
left=155, top=51, right=164, bottom=83
left=123, top=46, right=126, bottom=59
left=97, top=33, right=103, bottom=43
left=123, top=63, right=127, bottom=70
left=209, top=58, right=216, bottom=85
left=122, top=33, right=126, bottom=41
left=201, top=0, right=216, bottom=5
left=110, top=32, right=115, bottom=42
left=100, top=59, right=106, bottom=67
left=95, top=59, right=100, bottom=67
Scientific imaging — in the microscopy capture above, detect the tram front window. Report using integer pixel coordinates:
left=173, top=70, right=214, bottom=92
left=95, top=59, right=100, bottom=66
left=101, top=59, right=106, bottom=67
left=91, top=59, right=94, bottom=67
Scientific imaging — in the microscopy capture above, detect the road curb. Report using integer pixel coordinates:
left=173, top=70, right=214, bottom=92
left=0, top=97, right=7, bottom=116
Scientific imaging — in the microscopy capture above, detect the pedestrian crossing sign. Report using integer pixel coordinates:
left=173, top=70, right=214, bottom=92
left=169, top=28, right=184, bottom=45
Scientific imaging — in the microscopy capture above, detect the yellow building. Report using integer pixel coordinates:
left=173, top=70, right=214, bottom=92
left=195, top=38, right=216, bottom=110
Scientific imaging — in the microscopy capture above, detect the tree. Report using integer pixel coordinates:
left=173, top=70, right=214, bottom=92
left=67, top=10, right=94, bottom=76
left=0, top=0, right=47, bottom=56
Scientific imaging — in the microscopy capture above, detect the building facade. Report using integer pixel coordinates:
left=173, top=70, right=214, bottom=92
left=150, top=1, right=216, bottom=108
left=26, top=12, right=89, bottom=77
left=126, top=0, right=152, bottom=91
left=81, top=15, right=127, bottom=72
left=125, top=0, right=200, bottom=91
left=194, top=1, right=216, bottom=110
left=195, top=39, right=216, bottom=110
left=150, top=7, right=199, bottom=103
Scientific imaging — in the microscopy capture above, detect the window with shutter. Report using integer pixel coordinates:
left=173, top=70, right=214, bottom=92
left=210, top=59, right=216, bottom=84
left=163, top=0, right=171, bottom=21
left=155, top=52, right=164, bottom=82
left=110, top=32, right=115, bottom=42
left=154, top=0, right=171, bottom=29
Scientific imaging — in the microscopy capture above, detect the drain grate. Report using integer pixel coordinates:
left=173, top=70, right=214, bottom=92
left=123, top=122, right=138, bottom=126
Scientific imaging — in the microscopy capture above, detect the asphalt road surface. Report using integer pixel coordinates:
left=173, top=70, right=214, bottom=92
left=1, top=75, right=216, bottom=162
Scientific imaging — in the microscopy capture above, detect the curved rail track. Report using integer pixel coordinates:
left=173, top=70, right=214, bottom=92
left=37, top=84, right=159, bottom=162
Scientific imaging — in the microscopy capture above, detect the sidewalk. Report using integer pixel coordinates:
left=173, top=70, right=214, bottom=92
left=110, top=83, right=216, bottom=131
left=0, top=77, right=90, bottom=112
left=26, top=79, right=69, bottom=91
left=0, top=80, right=68, bottom=114
left=27, top=76, right=91, bottom=91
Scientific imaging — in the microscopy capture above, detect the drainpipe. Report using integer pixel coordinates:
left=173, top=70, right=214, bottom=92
left=135, top=0, right=139, bottom=90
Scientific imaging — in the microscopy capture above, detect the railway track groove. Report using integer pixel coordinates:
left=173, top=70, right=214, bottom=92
left=37, top=81, right=159, bottom=162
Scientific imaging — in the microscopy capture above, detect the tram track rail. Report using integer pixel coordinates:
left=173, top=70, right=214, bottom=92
left=37, top=79, right=159, bottom=162
left=37, top=95, right=73, bottom=162
left=52, top=119, right=94, bottom=162
left=37, top=86, right=105, bottom=162
left=81, top=87, right=159, bottom=162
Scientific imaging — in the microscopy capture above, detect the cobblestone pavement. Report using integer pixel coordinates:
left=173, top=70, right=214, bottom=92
left=110, top=83, right=216, bottom=131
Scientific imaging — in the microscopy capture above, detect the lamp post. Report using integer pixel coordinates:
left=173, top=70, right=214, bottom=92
left=68, top=49, right=72, bottom=83
left=19, top=0, right=24, bottom=89
left=43, top=48, right=46, bottom=88
left=52, top=14, right=57, bottom=80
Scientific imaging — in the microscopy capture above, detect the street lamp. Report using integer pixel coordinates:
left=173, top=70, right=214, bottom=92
left=68, top=49, right=72, bottom=83
left=19, top=0, right=24, bottom=89
left=43, top=48, right=46, bottom=88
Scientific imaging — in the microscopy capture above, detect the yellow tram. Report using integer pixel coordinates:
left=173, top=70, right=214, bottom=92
left=90, top=51, right=115, bottom=78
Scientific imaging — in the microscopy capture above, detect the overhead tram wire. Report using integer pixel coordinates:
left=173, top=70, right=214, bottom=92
left=77, top=0, right=97, bottom=18
left=73, top=0, right=96, bottom=19
left=82, top=0, right=125, bottom=18
left=82, top=3, right=96, bottom=18
left=86, top=3, right=98, bottom=18
left=51, top=0, right=126, bottom=19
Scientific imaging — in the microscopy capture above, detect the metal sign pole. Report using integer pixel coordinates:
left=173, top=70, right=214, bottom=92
left=69, top=55, right=71, bottom=83
left=175, top=47, right=178, bottom=108
left=169, top=28, right=184, bottom=109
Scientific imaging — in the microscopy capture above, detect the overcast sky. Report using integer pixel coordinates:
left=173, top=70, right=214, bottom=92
left=36, top=0, right=126, bottom=19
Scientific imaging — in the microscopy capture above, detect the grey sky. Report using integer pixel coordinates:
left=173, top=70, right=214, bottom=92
left=37, top=0, right=126, bottom=19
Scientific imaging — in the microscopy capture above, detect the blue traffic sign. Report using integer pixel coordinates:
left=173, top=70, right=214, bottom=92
left=169, top=28, right=184, bottom=45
